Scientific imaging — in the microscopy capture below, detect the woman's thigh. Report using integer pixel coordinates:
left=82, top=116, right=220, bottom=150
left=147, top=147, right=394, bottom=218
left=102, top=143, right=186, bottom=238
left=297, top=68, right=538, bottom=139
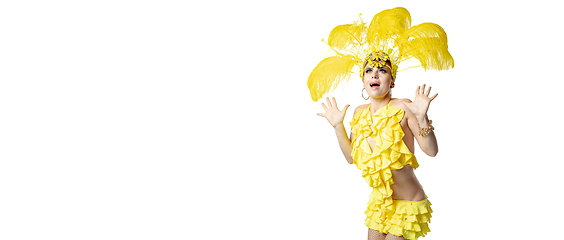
left=384, top=233, right=407, bottom=240
left=368, top=228, right=386, bottom=240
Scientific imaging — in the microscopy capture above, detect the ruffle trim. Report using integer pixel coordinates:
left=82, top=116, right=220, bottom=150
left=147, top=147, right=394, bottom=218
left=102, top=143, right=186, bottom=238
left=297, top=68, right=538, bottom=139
left=365, top=198, right=433, bottom=240
left=349, top=103, right=419, bottom=222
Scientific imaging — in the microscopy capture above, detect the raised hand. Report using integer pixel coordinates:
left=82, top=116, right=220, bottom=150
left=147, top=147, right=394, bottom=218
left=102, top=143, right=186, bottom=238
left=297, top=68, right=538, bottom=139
left=317, top=97, right=350, bottom=128
left=402, top=84, right=437, bottom=118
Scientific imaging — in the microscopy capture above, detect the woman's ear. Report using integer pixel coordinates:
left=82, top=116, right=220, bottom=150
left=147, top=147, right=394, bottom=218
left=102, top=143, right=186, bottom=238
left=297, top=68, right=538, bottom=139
left=390, top=80, right=395, bottom=88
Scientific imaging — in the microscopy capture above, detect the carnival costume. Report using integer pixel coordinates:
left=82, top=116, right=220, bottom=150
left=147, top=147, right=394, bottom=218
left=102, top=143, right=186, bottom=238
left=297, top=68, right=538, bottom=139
left=307, top=7, right=454, bottom=240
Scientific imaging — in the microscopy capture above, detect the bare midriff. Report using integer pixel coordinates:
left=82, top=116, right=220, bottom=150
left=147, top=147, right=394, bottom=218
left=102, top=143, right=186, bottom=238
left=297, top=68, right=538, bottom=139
left=391, top=165, right=426, bottom=201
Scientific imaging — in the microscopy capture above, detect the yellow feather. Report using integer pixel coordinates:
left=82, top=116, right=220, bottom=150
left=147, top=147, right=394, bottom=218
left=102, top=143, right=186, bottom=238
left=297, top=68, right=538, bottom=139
left=366, top=7, right=411, bottom=45
left=328, top=23, right=365, bottom=50
left=307, top=55, right=357, bottom=101
left=396, top=23, right=454, bottom=71
left=307, top=7, right=455, bottom=102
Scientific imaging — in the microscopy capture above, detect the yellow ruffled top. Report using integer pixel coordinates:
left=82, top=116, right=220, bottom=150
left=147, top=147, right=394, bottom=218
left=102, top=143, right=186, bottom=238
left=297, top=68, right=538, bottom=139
left=349, top=101, right=419, bottom=222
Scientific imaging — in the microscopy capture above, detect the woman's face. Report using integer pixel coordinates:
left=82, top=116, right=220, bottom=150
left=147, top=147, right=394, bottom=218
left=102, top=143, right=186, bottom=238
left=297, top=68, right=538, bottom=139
left=363, top=65, right=393, bottom=99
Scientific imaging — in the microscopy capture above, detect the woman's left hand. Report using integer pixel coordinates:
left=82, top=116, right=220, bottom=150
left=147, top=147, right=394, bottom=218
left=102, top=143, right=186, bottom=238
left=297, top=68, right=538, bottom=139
left=402, top=84, right=437, bottom=117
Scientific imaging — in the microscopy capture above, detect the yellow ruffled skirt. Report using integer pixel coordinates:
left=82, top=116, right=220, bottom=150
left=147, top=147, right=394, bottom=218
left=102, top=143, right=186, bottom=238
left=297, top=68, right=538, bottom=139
left=365, top=195, right=432, bottom=240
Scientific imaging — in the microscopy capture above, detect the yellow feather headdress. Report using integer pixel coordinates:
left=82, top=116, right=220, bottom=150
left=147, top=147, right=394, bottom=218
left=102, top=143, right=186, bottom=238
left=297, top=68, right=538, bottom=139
left=307, top=7, right=454, bottom=101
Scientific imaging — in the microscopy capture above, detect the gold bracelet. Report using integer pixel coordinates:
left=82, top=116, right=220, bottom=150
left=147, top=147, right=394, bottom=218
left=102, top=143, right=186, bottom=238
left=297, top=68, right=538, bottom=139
left=418, top=120, right=434, bottom=137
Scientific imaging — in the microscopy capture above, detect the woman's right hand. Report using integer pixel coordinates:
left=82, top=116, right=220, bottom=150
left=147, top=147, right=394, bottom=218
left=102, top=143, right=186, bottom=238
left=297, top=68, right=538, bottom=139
left=317, top=97, right=350, bottom=128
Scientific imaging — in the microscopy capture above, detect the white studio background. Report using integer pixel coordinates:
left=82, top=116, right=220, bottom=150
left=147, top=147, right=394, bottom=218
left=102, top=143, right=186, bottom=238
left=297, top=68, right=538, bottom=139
left=0, top=0, right=562, bottom=239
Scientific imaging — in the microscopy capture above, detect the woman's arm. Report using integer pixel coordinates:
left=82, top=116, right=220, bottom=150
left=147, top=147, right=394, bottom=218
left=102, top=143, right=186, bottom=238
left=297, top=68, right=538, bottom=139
left=402, top=84, right=439, bottom=157
left=407, top=112, right=438, bottom=157
left=333, top=122, right=354, bottom=164
left=317, top=97, right=354, bottom=164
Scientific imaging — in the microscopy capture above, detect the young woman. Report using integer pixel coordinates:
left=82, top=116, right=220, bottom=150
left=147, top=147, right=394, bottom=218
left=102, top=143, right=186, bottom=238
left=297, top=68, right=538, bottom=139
left=307, top=7, right=453, bottom=239
left=317, top=59, right=437, bottom=240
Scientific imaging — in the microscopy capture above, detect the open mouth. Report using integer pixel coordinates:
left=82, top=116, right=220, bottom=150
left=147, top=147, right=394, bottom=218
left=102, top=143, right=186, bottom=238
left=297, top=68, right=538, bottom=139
left=370, top=82, right=380, bottom=87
